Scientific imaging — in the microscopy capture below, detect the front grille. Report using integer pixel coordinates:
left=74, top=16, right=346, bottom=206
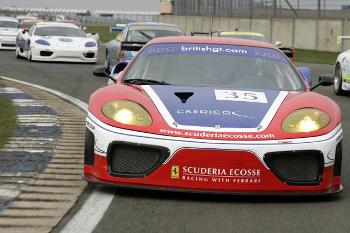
left=264, top=150, right=323, bottom=185
left=2, top=44, right=15, bottom=47
left=107, top=142, right=170, bottom=178
left=40, top=51, right=53, bottom=56
left=84, top=128, right=95, bottom=165
left=333, top=140, right=342, bottom=176
left=84, top=52, right=95, bottom=58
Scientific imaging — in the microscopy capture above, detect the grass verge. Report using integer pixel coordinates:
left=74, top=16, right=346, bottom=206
left=85, top=26, right=116, bottom=42
left=295, top=49, right=339, bottom=65
left=0, top=97, right=16, bottom=149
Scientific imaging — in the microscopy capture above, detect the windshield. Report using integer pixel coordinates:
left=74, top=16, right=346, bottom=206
left=0, top=21, right=18, bottom=28
left=124, top=43, right=304, bottom=91
left=126, top=26, right=183, bottom=42
left=34, top=26, right=86, bottom=37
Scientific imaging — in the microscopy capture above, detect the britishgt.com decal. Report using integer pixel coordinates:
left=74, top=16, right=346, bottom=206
left=160, top=129, right=275, bottom=140
left=171, top=165, right=261, bottom=184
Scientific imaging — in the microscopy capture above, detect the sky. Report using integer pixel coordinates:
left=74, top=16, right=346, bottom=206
left=0, top=0, right=160, bottom=11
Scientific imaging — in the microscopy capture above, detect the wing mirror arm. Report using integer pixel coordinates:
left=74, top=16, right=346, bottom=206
left=92, top=66, right=117, bottom=83
left=310, top=75, right=334, bottom=91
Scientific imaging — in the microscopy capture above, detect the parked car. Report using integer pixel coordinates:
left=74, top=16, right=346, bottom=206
left=0, top=16, right=19, bottom=50
left=104, top=22, right=184, bottom=73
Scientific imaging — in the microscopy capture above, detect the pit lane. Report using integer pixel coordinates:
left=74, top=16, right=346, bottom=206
left=0, top=49, right=349, bottom=233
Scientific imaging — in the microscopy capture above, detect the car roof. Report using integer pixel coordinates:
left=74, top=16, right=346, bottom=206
left=128, top=21, right=180, bottom=28
left=0, top=16, right=18, bottom=23
left=218, top=31, right=265, bottom=37
left=148, top=36, right=276, bottom=49
left=36, top=22, right=80, bottom=28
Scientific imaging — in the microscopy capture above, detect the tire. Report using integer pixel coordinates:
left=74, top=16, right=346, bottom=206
left=15, top=47, right=20, bottom=59
left=104, top=50, right=110, bottom=71
left=27, top=48, right=32, bottom=62
left=334, top=64, right=345, bottom=95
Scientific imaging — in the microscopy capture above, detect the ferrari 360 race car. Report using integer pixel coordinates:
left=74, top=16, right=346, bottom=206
left=85, top=36, right=342, bottom=195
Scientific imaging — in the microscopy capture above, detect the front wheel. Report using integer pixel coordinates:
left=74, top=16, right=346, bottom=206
left=27, top=48, right=32, bottom=62
left=15, top=47, right=20, bottom=59
left=334, top=64, right=345, bottom=95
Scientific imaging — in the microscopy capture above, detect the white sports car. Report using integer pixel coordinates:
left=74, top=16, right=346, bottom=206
left=334, top=48, right=350, bottom=95
left=16, top=22, right=98, bottom=63
left=0, top=16, right=19, bottom=50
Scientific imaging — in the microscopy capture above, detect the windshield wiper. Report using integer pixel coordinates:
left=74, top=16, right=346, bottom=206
left=123, top=79, right=169, bottom=85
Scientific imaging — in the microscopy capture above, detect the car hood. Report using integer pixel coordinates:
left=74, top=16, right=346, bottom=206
left=0, top=27, right=18, bottom=35
left=142, top=85, right=287, bottom=131
left=89, top=83, right=341, bottom=140
left=33, top=36, right=95, bottom=48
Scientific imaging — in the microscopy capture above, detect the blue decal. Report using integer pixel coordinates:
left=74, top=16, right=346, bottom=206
left=151, top=86, right=280, bottom=129
left=141, top=43, right=287, bottom=63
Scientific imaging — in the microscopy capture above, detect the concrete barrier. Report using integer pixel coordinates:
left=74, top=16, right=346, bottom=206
left=154, top=15, right=347, bottom=52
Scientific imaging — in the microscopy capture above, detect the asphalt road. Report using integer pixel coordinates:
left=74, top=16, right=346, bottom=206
left=0, top=49, right=349, bottom=233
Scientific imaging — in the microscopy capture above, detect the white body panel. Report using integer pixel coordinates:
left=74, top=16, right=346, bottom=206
left=87, top=112, right=342, bottom=168
left=336, top=50, right=350, bottom=91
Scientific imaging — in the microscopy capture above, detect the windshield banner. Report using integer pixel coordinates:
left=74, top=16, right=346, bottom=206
left=141, top=43, right=287, bottom=63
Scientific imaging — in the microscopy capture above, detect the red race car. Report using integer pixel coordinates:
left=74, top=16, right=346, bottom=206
left=85, top=36, right=343, bottom=195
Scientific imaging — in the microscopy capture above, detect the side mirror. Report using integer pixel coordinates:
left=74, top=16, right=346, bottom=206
left=297, top=67, right=313, bottom=87
left=114, top=61, right=128, bottom=74
left=22, top=28, right=28, bottom=34
left=275, top=41, right=283, bottom=47
left=93, top=66, right=109, bottom=77
left=310, top=75, right=334, bottom=91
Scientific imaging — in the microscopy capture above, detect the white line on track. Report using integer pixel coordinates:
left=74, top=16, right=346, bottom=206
left=59, top=189, right=114, bottom=233
left=0, top=75, right=114, bottom=233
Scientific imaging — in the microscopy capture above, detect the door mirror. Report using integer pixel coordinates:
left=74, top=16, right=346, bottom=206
left=297, top=67, right=313, bottom=87
left=93, top=66, right=110, bottom=77
left=114, top=61, right=128, bottom=74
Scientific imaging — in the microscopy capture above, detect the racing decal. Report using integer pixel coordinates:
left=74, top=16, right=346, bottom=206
left=171, top=165, right=180, bottom=179
left=214, top=90, right=268, bottom=103
left=171, top=165, right=261, bottom=184
left=142, top=85, right=288, bottom=132
left=140, top=43, right=288, bottom=63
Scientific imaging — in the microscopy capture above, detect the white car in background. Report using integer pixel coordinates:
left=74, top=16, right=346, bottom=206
left=0, top=16, right=19, bottom=50
left=334, top=36, right=350, bottom=95
left=16, top=22, right=98, bottom=63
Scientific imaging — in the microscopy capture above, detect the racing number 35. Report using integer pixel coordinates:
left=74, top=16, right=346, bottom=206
left=214, top=90, right=268, bottom=104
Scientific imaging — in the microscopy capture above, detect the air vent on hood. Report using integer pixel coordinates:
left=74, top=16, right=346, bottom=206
left=174, top=92, right=193, bottom=103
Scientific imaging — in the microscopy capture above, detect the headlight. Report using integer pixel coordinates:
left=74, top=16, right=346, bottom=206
left=35, top=39, right=50, bottom=46
left=102, top=100, right=152, bottom=126
left=282, top=108, right=330, bottom=133
left=85, top=41, right=97, bottom=47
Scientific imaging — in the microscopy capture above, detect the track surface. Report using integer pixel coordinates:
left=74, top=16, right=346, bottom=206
left=0, top=49, right=349, bottom=233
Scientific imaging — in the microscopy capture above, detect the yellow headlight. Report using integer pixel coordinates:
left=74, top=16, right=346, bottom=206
left=102, top=100, right=152, bottom=126
left=282, top=108, right=330, bottom=133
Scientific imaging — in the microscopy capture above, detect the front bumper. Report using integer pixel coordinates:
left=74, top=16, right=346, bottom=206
left=31, top=45, right=98, bottom=63
left=0, top=36, right=16, bottom=50
left=84, top=113, right=343, bottom=195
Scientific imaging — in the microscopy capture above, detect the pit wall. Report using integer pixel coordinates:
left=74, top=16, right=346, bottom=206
left=153, top=15, right=350, bottom=52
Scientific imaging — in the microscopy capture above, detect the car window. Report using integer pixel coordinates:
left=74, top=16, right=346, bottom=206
left=124, top=43, right=304, bottom=91
left=126, top=26, right=183, bottom=42
left=0, top=21, right=18, bottom=28
left=29, top=26, right=35, bottom=36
